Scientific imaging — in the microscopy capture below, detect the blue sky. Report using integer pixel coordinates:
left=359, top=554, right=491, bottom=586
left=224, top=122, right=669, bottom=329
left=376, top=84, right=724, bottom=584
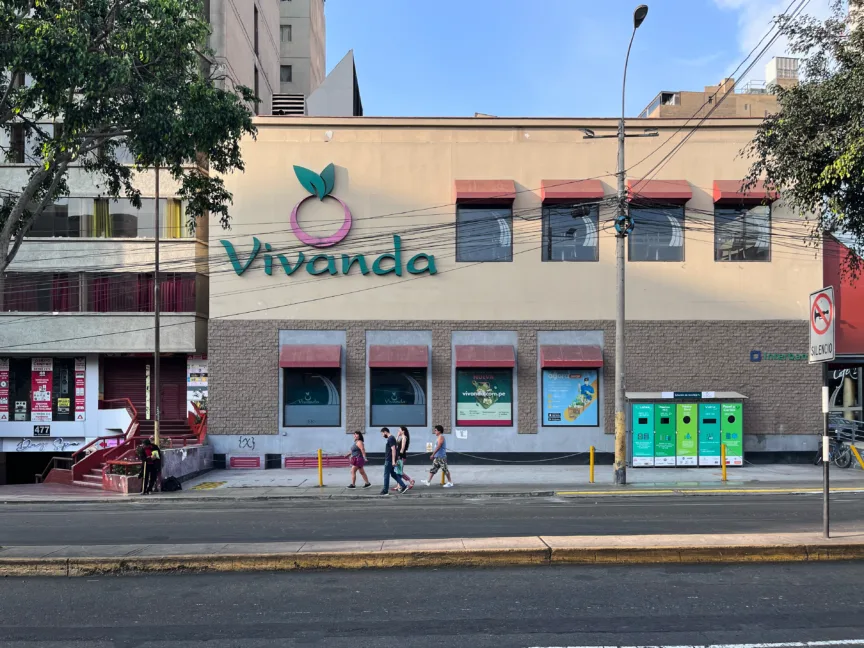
left=324, top=0, right=832, bottom=117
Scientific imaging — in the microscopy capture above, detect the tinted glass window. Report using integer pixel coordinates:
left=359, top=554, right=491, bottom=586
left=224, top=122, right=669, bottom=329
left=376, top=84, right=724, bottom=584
left=628, top=206, right=684, bottom=262
left=370, top=368, right=428, bottom=427
left=542, top=203, right=599, bottom=262
left=715, top=205, right=770, bottom=261
left=283, top=368, right=341, bottom=427
left=456, top=206, right=513, bottom=262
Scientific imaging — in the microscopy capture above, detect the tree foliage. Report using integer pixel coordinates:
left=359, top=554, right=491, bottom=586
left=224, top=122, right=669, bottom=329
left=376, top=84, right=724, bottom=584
left=0, top=0, right=256, bottom=271
left=745, top=0, right=864, bottom=275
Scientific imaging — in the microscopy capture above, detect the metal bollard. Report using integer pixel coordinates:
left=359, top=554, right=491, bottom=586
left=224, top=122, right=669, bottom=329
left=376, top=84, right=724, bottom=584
left=318, top=449, right=323, bottom=487
left=589, top=446, right=595, bottom=484
left=721, top=444, right=727, bottom=482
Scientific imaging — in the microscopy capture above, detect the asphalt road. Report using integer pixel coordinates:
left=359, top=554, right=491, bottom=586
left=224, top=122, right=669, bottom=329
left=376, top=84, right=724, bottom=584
left=3, top=563, right=864, bottom=647
left=2, top=493, right=863, bottom=546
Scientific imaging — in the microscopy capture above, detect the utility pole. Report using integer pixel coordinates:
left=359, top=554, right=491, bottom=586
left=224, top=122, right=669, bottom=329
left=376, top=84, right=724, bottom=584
left=581, top=5, right=654, bottom=485
left=153, top=165, right=161, bottom=448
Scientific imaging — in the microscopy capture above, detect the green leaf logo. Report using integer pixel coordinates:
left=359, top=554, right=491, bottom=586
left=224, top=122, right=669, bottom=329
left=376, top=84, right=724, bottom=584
left=294, top=165, right=326, bottom=199
left=294, top=164, right=337, bottom=200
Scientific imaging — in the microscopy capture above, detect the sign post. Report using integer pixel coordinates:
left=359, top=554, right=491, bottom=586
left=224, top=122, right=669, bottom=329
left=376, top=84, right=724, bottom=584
left=810, top=287, right=835, bottom=539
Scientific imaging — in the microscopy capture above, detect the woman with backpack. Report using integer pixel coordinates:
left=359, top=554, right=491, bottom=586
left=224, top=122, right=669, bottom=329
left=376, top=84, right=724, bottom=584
left=396, top=426, right=416, bottom=490
left=346, top=431, right=371, bottom=489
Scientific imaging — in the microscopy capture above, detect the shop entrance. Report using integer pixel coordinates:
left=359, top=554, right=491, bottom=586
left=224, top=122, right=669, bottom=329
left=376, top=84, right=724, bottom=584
left=1, top=452, right=73, bottom=485
left=102, top=356, right=187, bottom=420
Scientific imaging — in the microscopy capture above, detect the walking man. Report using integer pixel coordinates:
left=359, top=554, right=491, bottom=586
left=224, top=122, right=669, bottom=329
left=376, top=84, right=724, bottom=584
left=380, top=427, right=408, bottom=495
left=422, top=425, right=454, bottom=488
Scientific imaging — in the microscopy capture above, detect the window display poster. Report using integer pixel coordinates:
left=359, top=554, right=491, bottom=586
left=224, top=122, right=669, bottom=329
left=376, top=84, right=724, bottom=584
left=31, top=358, right=53, bottom=423
left=74, top=357, right=86, bottom=421
left=0, top=358, right=9, bottom=422
left=187, top=355, right=208, bottom=413
left=456, top=369, right=513, bottom=426
left=542, top=369, right=599, bottom=427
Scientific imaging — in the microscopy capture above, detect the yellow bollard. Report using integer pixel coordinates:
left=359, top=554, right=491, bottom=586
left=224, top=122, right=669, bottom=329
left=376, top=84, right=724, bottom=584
left=589, top=446, right=595, bottom=484
left=721, top=444, right=727, bottom=482
left=318, top=449, right=323, bottom=487
left=850, top=444, right=864, bottom=470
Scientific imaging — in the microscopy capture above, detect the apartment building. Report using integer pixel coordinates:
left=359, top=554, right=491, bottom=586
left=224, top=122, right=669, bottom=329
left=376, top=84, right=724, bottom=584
left=639, top=57, right=799, bottom=119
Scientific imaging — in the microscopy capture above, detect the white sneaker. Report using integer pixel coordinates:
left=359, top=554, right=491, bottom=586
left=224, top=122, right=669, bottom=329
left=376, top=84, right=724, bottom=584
left=421, top=480, right=430, bottom=486
left=443, top=482, right=454, bottom=488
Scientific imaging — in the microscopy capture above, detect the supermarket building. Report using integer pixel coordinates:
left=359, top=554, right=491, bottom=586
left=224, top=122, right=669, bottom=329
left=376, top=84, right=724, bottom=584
left=206, top=115, right=837, bottom=467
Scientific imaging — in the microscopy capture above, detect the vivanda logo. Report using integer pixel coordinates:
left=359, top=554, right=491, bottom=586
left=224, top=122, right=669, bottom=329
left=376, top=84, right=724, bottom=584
left=220, top=163, right=438, bottom=278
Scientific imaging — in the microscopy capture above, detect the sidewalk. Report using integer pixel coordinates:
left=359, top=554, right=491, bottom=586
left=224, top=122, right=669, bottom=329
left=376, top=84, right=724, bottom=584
left=3, top=530, right=864, bottom=576
left=2, top=463, right=863, bottom=503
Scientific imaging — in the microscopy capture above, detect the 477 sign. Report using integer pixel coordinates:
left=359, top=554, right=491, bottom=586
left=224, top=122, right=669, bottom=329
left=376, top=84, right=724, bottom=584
left=809, top=287, right=835, bottom=364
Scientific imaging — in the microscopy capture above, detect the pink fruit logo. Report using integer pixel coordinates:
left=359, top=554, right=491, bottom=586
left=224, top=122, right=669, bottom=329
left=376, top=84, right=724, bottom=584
left=290, top=164, right=352, bottom=248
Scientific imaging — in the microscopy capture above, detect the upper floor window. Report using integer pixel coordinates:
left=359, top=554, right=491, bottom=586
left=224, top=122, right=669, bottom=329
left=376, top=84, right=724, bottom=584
left=2, top=273, right=80, bottom=313
left=456, top=206, right=513, bottom=262
left=281, top=25, right=292, bottom=42
left=628, top=205, right=684, bottom=262
left=26, top=198, right=189, bottom=239
left=280, top=65, right=293, bottom=83
left=542, top=203, right=599, bottom=262
left=254, top=6, right=259, bottom=56
left=714, top=205, right=770, bottom=262
left=253, top=66, right=260, bottom=116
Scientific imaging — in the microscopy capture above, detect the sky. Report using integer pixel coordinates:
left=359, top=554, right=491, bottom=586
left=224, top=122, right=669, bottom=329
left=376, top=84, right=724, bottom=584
left=324, top=0, right=834, bottom=118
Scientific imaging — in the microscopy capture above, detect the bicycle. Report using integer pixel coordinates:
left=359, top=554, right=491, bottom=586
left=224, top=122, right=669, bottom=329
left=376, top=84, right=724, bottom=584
left=813, top=434, right=854, bottom=469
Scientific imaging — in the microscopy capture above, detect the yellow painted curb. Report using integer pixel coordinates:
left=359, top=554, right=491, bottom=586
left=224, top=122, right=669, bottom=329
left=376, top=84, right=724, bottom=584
left=555, top=487, right=864, bottom=496
left=4, top=542, right=864, bottom=576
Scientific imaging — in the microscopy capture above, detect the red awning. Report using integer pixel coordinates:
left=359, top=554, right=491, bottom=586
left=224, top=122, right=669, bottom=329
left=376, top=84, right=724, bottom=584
left=368, top=345, right=429, bottom=368
left=627, top=179, right=692, bottom=203
left=454, top=345, right=516, bottom=368
left=454, top=179, right=517, bottom=205
left=279, top=344, right=341, bottom=368
left=713, top=180, right=778, bottom=204
left=540, top=345, right=603, bottom=368
left=541, top=179, right=605, bottom=203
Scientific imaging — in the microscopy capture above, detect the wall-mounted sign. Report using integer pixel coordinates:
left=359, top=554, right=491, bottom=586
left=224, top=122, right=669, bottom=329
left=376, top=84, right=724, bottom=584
left=74, top=357, right=86, bottom=421
left=809, top=286, right=835, bottom=363
left=31, top=358, right=53, bottom=423
left=456, top=370, right=513, bottom=427
left=660, top=391, right=716, bottom=399
left=750, top=351, right=807, bottom=362
left=0, top=358, right=8, bottom=422
left=33, top=425, right=51, bottom=437
left=542, top=369, right=599, bottom=427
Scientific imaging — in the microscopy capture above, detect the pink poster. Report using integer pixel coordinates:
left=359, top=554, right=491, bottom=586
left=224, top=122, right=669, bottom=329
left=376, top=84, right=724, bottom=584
left=74, top=357, right=86, bottom=421
left=0, top=358, right=9, bottom=422
left=31, top=358, right=53, bottom=423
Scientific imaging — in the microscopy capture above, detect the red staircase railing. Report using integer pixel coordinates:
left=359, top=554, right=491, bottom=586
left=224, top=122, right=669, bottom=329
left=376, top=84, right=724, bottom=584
left=71, top=399, right=138, bottom=481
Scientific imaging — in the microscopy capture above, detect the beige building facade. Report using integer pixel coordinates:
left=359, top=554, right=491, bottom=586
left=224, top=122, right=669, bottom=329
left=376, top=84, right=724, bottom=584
left=206, top=116, right=822, bottom=466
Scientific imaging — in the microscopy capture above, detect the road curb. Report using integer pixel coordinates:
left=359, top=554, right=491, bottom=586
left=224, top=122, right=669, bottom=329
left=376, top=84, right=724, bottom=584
left=4, top=542, right=864, bottom=576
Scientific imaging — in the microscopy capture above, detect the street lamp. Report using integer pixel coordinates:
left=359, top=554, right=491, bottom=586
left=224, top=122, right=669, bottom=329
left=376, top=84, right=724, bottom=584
left=614, top=4, right=650, bottom=485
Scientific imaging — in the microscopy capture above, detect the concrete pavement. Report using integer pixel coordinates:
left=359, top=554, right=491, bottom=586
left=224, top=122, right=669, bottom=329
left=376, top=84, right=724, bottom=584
left=2, top=530, right=864, bottom=576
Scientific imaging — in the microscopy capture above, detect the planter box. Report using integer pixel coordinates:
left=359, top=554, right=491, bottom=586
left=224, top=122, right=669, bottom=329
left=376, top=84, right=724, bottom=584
left=102, top=472, right=143, bottom=494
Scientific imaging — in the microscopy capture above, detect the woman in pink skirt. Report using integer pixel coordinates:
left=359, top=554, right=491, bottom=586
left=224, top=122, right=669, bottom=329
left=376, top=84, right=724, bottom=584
left=347, top=431, right=371, bottom=489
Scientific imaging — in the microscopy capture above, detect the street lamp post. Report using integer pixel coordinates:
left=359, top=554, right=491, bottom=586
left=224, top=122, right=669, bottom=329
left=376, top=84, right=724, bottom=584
left=582, top=5, right=652, bottom=485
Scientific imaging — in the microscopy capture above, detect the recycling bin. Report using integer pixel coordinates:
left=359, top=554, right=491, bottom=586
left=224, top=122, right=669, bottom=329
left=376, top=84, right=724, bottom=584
left=676, top=403, right=698, bottom=466
left=698, top=402, right=722, bottom=466
left=720, top=402, right=744, bottom=466
left=632, top=403, right=655, bottom=467
left=654, top=403, right=676, bottom=467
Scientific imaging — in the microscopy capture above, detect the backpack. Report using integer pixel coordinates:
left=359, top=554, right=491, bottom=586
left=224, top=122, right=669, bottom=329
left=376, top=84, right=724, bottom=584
left=162, top=476, right=182, bottom=492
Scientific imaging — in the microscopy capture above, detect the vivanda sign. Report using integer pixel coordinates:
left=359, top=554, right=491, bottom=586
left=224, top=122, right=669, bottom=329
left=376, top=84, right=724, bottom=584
left=221, top=164, right=438, bottom=277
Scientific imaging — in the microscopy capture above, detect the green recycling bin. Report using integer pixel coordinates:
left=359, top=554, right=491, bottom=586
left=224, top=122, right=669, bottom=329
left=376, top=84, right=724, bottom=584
left=676, top=403, right=698, bottom=466
left=698, top=402, right=722, bottom=466
left=654, top=403, right=676, bottom=467
left=632, top=403, right=655, bottom=467
left=721, top=402, right=744, bottom=466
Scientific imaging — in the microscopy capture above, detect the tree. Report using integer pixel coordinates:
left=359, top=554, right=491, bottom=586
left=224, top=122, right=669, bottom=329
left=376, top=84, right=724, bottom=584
left=0, top=0, right=255, bottom=301
left=745, top=0, right=864, bottom=275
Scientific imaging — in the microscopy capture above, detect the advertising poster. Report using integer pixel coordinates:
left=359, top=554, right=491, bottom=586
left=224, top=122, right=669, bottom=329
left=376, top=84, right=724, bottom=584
left=74, top=357, right=86, bottom=421
left=456, top=369, right=513, bottom=426
left=187, top=355, right=208, bottom=414
left=654, top=403, right=676, bottom=466
left=631, top=403, right=655, bottom=467
left=542, top=369, right=599, bottom=427
left=31, top=358, right=53, bottom=423
left=675, top=403, right=698, bottom=466
left=0, top=358, right=9, bottom=422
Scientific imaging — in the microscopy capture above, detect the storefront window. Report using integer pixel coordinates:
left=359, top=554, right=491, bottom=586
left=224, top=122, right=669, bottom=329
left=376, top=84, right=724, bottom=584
left=4, top=357, right=81, bottom=422
left=542, top=203, right=599, bottom=262
left=541, top=369, right=600, bottom=427
left=283, top=368, right=341, bottom=427
left=370, top=368, right=427, bottom=427
left=829, top=366, right=862, bottom=421
left=456, top=206, right=513, bottom=262
left=455, top=369, right=513, bottom=427
left=628, top=206, right=685, bottom=262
